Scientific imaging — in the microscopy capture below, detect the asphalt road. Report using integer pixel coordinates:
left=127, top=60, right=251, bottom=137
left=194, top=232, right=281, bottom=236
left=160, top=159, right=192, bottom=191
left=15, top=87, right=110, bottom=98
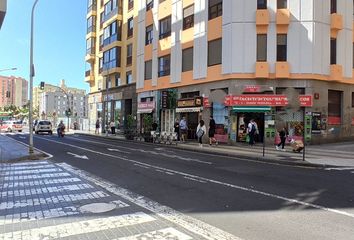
left=7, top=132, right=354, bottom=240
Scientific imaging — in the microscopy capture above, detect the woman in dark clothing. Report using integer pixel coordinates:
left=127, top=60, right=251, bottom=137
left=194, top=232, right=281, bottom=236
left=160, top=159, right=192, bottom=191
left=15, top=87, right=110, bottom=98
left=174, top=119, right=180, bottom=141
left=208, top=116, right=217, bottom=146
left=276, top=127, right=288, bottom=151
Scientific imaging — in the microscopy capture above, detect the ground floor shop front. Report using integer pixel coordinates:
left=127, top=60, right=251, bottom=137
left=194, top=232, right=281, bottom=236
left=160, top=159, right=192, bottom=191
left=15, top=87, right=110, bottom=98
left=142, top=79, right=354, bottom=145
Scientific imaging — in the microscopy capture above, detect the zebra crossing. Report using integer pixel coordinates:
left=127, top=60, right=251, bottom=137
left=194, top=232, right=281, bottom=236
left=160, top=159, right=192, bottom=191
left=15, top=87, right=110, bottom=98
left=0, top=161, right=239, bottom=240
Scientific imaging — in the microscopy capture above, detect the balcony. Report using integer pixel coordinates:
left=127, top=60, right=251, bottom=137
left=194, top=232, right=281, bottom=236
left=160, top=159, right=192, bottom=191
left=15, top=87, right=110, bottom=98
left=255, top=62, right=269, bottom=78
left=86, top=25, right=96, bottom=34
left=85, top=50, right=95, bottom=63
left=276, top=9, right=290, bottom=25
left=102, top=34, right=119, bottom=48
left=102, top=8, right=119, bottom=23
left=331, top=13, right=343, bottom=38
left=256, top=9, right=269, bottom=26
left=87, top=4, right=97, bottom=15
left=330, top=64, right=342, bottom=81
left=275, top=62, right=290, bottom=78
left=85, top=70, right=94, bottom=83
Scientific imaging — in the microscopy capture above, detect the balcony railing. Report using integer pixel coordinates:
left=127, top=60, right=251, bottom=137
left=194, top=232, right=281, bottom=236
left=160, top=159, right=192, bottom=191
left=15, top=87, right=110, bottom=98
left=159, top=31, right=171, bottom=40
left=87, top=4, right=97, bottom=13
left=103, top=34, right=119, bottom=48
left=86, top=48, right=95, bottom=55
left=103, top=60, right=120, bottom=70
left=87, top=25, right=96, bottom=34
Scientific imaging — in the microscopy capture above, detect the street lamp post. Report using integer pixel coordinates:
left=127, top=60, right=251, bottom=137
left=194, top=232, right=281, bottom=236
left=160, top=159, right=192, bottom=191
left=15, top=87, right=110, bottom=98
left=105, top=70, right=109, bottom=136
left=29, top=0, right=39, bottom=155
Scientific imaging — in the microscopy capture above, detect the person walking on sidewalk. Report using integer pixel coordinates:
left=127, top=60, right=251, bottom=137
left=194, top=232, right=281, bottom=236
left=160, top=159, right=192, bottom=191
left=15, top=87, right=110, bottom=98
left=95, top=119, right=100, bottom=135
left=209, top=116, right=218, bottom=146
left=196, top=120, right=206, bottom=147
left=110, top=120, right=116, bottom=135
left=179, top=117, right=188, bottom=142
left=247, top=119, right=257, bottom=146
left=174, top=119, right=180, bottom=141
left=276, top=127, right=288, bottom=151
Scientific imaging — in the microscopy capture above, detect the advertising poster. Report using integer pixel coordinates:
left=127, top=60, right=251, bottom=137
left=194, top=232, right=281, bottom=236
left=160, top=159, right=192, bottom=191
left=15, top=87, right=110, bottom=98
left=311, top=112, right=321, bottom=134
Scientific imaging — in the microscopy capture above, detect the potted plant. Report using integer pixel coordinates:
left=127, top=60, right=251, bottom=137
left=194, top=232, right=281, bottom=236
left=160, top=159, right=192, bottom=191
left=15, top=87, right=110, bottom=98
left=124, top=114, right=136, bottom=140
left=142, top=115, right=153, bottom=142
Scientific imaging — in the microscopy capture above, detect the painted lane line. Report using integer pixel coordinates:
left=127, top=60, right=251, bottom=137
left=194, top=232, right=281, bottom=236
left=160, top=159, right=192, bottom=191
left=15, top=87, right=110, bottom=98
left=65, top=136, right=211, bottom=165
left=325, top=167, right=354, bottom=171
left=58, top=162, right=242, bottom=240
left=0, top=212, right=156, bottom=240
left=117, top=227, right=192, bottom=240
left=184, top=176, right=207, bottom=184
left=45, top=138, right=354, bottom=220
left=67, top=152, right=89, bottom=159
left=108, top=148, right=131, bottom=154
left=134, top=164, right=150, bottom=169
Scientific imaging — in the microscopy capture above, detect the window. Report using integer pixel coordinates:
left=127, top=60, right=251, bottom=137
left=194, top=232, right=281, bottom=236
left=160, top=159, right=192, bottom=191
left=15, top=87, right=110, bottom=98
left=276, top=34, right=287, bottom=61
left=331, top=38, right=337, bottom=65
left=115, top=73, right=121, bottom=87
left=86, top=37, right=95, bottom=55
left=87, top=16, right=96, bottom=33
left=182, top=48, right=193, bottom=72
left=158, top=55, right=171, bottom=77
left=103, top=0, right=122, bottom=22
left=87, top=0, right=96, bottom=12
left=99, top=34, right=104, bottom=50
left=183, top=5, right=194, bottom=30
left=328, top=90, right=342, bottom=125
left=127, top=17, right=134, bottom=38
left=145, top=25, right=153, bottom=45
left=277, top=0, right=287, bottom=9
left=128, top=0, right=134, bottom=10
left=103, top=20, right=121, bottom=46
left=209, top=0, right=222, bottom=20
left=126, top=44, right=133, bottom=66
left=126, top=71, right=133, bottom=84
left=330, top=0, right=337, bottom=14
left=107, top=78, right=112, bottom=89
left=99, top=57, right=103, bottom=73
left=103, top=47, right=121, bottom=70
left=146, top=0, right=153, bottom=10
left=257, top=34, right=267, bottom=61
left=159, top=16, right=171, bottom=39
left=145, top=60, right=152, bottom=80
left=208, top=38, right=222, bottom=66
left=257, top=0, right=267, bottom=9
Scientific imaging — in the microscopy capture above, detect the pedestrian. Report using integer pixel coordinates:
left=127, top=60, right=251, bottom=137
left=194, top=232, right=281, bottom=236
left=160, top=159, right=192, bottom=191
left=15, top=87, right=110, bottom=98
left=208, top=116, right=218, bottom=146
left=276, top=127, right=288, bottom=151
left=95, top=119, right=100, bottom=134
left=110, top=120, right=116, bottom=135
left=174, top=119, right=180, bottom=141
left=152, top=121, right=158, bottom=131
left=247, top=119, right=257, bottom=146
left=179, top=117, right=188, bottom=142
left=196, top=120, right=206, bottom=147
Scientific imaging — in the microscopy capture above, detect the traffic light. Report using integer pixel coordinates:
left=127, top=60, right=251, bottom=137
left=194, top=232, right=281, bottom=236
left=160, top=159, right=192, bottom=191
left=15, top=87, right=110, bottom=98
left=65, top=108, right=72, bottom=117
left=40, top=82, right=45, bottom=90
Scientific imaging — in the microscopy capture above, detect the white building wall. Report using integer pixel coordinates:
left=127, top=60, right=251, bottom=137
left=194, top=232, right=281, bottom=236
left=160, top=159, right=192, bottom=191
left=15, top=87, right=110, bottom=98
left=171, top=0, right=182, bottom=83
left=152, top=0, right=160, bottom=86
left=136, top=0, right=146, bottom=89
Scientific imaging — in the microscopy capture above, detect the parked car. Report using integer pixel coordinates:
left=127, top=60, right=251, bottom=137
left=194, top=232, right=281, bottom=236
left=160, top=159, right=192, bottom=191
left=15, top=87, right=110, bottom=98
left=34, top=120, right=53, bottom=135
left=0, top=120, right=23, bottom=132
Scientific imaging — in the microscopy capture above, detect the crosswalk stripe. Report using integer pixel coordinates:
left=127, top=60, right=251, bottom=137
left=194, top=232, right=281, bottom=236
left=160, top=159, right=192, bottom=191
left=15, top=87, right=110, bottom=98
left=3, top=172, right=71, bottom=181
left=2, top=177, right=82, bottom=189
left=0, top=212, right=156, bottom=240
left=1, top=168, right=62, bottom=175
left=117, top=227, right=193, bottom=240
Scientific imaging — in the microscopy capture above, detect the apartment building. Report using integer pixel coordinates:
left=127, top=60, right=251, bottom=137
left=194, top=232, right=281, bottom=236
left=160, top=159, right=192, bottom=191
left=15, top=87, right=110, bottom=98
left=0, top=76, right=28, bottom=108
left=0, top=0, right=6, bottom=29
left=85, top=0, right=138, bottom=130
left=135, top=0, right=354, bottom=144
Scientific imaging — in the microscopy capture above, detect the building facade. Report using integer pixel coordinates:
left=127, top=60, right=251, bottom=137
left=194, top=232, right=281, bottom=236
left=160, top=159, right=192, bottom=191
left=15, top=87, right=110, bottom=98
left=0, top=0, right=6, bottom=29
left=85, top=0, right=138, bottom=131
left=0, top=76, right=28, bottom=108
left=136, top=0, right=354, bottom=144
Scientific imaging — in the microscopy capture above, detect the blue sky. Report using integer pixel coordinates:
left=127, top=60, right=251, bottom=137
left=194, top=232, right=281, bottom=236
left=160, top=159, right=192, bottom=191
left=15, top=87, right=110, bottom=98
left=0, top=0, right=89, bottom=92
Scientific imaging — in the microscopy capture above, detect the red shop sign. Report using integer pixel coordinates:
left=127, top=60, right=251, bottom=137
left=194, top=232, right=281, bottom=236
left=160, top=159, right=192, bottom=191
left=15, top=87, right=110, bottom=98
left=299, top=95, right=313, bottom=107
left=225, top=95, right=313, bottom=107
left=243, top=85, right=261, bottom=93
left=138, top=101, right=155, bottom=110
left=203, top=97, right=211, bottom=108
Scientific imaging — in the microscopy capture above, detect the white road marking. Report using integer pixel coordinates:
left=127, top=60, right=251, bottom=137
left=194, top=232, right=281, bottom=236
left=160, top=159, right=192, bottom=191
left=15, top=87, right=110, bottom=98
left=3, top=172, right=71, bottom=181
left=184, top=176, right=207, bottom=184
left=0, top=212, right=156, bottom=240
left=108, top=148, right=131, bottom=154
left=134, top=163, right=150, bottom=169
left=117, top=227, right=193, bottom=240
left=67, top=152, right=89, bottom=159
left=58, top=162, right=243, bottom=240
left=1, top=168, right=62, bottom=175
left=18, top=136, right=26, bottom=139
left=2, top=177, right=82, bottom=188
left=46, top=138, right=354, bottom=220
left=325, top=167, right=354, bottom=171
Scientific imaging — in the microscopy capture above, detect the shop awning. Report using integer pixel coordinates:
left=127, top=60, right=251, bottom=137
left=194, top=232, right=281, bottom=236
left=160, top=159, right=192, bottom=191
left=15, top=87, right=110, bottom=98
left=232, top=106, right=271, bottom=113
left=137, top=108, right=154, bottom=114
left=176, top=107, right=202, bottom=113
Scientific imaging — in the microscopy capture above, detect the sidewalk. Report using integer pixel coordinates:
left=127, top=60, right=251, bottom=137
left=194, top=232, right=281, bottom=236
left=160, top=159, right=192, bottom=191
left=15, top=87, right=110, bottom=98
left=75, top=130, right=354, bottom=168
left=0, top=135, right=46, bottom=162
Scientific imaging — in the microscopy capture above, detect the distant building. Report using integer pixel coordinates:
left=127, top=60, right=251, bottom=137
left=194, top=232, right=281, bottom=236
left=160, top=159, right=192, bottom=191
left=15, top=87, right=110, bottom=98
left=38, top=80, right=88, bottom=119
left=0, top=76, right=28, bottom=108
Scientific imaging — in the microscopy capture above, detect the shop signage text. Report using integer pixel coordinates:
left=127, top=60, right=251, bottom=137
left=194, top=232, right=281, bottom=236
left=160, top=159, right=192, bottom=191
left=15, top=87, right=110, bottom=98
left=138, top=101, right=155, bottom=110
left=177, top=97, right=203, bottom=108
left=225, top=95, right=313, bottom=107
left=203, top=97, right=211, bottom=108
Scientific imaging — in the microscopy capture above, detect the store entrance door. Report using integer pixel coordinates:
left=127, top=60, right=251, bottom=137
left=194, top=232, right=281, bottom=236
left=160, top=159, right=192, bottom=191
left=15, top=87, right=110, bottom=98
left=236, top=112, right=265, bottom=143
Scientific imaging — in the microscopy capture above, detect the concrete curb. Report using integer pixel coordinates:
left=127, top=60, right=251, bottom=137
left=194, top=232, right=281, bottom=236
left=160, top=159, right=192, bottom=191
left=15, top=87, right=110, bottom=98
left=76, top=133, right=339, bottom=169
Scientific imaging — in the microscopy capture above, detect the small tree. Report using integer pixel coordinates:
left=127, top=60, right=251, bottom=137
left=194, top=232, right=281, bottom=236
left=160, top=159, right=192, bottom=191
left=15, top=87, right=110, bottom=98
left=143, top=115, right=153, bottom=133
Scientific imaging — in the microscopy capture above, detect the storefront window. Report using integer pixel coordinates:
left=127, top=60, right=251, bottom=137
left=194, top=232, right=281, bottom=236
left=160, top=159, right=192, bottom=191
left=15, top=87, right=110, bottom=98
left=212, top=102, right=228, bottom=143
left=114, top=100, right=121, bottom=128
left=328, top=90, right=342, bottom=125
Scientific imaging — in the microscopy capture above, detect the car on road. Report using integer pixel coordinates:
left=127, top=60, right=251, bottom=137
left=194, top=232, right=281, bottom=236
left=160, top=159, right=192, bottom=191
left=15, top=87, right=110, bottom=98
left=34, top=120, right=53, bottom=135
left=0, top=120, right=23, bottom=132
